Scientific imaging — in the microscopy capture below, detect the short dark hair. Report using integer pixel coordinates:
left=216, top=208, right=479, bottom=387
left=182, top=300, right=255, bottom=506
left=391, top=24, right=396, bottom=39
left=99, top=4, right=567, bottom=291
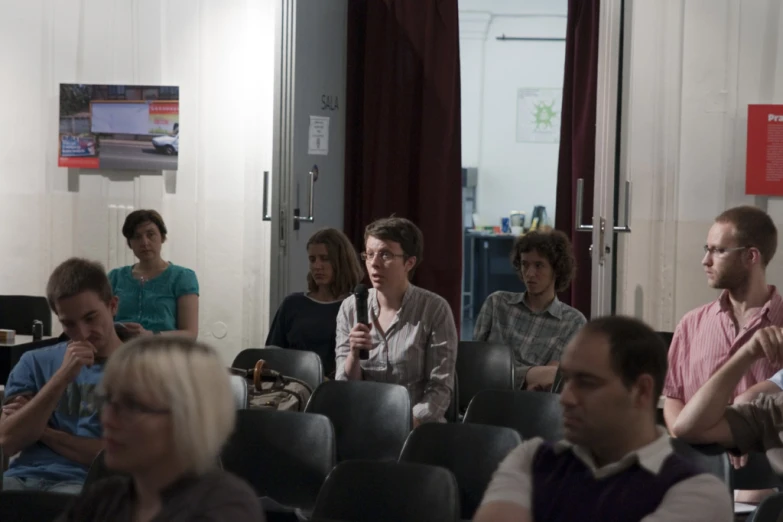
left=46, top=258, right=113, bottom=313
left=122, top=209, right=168, bottom=248
left=306, top=228, right=364, bottom=297
left=364, top=217, right=424, bottom=278
left=582, top=315, right=667, bottom=409
left=715, top=206, right=777, bottom=266
left=510, top=230, right=576, bottom=293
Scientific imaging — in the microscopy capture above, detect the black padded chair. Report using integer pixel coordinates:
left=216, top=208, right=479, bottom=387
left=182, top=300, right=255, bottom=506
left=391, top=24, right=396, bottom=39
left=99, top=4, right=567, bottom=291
left=0, top=490, right=73, bottom=521
left=456, top=341, right=515, bottom=413
left=0, top=295, right=52, bottom=336
left=656, top=331, right=674, bottom=351
left=753, top=491, right=783, bottom=522
left=445, top=374, right=459, bottom=422
left=731, top=452, right=783, bottom=491
left=312, top=460, right=460, bottom=522
left=83, top=450, right=128, bottom=489
left=232, top=347, right=323, bottom=391
left=463, top=389, right=563, bottom=441
left=305, top=380, right=411, bottom=462
left=221, top=409, right=335, bottom=513
left=669, top=439, right=731, bottom=491
left=399, top=422, right=521, bottom=520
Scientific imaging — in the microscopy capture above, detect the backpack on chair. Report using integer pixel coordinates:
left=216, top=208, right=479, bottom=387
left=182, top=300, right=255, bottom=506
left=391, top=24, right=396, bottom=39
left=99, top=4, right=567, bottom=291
left=228, top=359, right=313, bottom=411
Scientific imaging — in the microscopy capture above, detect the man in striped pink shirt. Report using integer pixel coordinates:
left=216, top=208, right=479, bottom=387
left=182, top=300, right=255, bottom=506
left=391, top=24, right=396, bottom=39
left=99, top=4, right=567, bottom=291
left=663, top=206, right=783, bottom=431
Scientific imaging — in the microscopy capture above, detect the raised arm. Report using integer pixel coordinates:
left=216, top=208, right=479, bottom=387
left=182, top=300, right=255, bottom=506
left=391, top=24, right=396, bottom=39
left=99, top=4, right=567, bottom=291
left=0, top=342, right=95, bottom=455
left=672, top=327, right=783, bottom=447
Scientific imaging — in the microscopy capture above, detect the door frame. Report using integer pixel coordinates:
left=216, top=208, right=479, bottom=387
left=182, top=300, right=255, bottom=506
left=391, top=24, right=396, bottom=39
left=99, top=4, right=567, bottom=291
left=269, top=0, right=295, bottom=312
left=590, top=0, right=630, bottom=317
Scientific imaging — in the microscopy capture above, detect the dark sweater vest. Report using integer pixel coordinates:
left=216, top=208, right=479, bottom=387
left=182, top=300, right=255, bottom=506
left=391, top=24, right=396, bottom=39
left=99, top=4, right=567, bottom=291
left=531, top=442, right=700, bottom=521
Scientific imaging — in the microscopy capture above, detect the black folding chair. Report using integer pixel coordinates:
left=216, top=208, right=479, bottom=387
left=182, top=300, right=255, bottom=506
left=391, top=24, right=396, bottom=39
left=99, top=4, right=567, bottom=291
left=669, top=439, right=731, bottom=492
left=305, top=380, right=411, bottom=462
left=221, top=409, right=335, bottom=513
left=399, top=422, right=521, bottom=519
left=463, top=389, right=563, bottom=441
left=752, top=491, right=783, bottom=522
left=0, top=295, right=52, bottom=336
left=312, top=460, right=460, bottom=522
left=456, top=341, right=515, bottom=413
left=731, top=451, right=783, bottom=491
left=232, top=347, right=323, bottom=391
left=0, top=490, right=73, bottom=521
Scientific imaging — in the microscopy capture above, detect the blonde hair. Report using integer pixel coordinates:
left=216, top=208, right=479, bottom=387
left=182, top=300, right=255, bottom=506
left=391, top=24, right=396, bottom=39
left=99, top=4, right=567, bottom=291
left=102, top=337, right=235, bottom=475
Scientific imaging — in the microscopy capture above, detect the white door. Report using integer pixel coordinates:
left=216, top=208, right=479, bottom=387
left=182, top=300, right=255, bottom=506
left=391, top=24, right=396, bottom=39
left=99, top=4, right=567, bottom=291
left=575, top=0, right=630, bottom=318
left=267, top=0, right=349, bottom=311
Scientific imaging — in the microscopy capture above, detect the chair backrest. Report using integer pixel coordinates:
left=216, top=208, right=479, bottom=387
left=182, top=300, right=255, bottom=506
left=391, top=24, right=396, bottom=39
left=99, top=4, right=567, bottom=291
left=456, top=341, right=515, bottom=412
left=228, top=374, right=248, bottom=409
left=305, top=380, right=411, bottom=462
left=463, top=389, right=563, bottom=441
left=84, top=450, right=128, bottom=489
left=399, top=422, right=521, bottom=519
left=0, top=491, right=73, bottom=521
left=0, top=295, right=52, bottom=336
left=221, top=409, right=336, bottom=512
left=232, top=347, right=323, bottom=390
left=752, top=491, right=783, bottom=522
left=444, top=373, right=458, bottom=422
left=312, top=460, right=460, bottom=522
left=731, top=451, right=783, bottom=490
left=669, top=439, right=731, bottom=491
left=656, top=331, right=674, bottom=351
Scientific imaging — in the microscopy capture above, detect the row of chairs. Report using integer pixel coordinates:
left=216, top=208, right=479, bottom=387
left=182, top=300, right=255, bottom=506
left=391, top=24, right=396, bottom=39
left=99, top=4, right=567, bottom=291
left=232, top=340, right=517, bottom=417
left=3, top=385, right=781, bottom=522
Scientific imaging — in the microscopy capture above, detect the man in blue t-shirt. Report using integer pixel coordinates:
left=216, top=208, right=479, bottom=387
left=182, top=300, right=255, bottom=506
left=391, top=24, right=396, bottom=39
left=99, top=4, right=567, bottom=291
left=0, top=258, right=123, bottom=494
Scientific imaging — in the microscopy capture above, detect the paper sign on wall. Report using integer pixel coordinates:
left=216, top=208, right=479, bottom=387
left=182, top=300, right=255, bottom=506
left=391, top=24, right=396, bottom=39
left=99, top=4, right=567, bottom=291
left=308, top=116, right=330, bottom=155
left=747, top=104, right=783, bottom=195
left=516, top=88, right=562, bottom=143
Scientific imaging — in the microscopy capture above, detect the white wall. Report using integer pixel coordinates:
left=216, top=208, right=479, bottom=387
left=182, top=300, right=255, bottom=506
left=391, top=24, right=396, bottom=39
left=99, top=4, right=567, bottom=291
left=618, top=0, right=783, bottom=329
left=0, top=0, right=275, bottom=364
left=459, top=0, right=566, bottom=228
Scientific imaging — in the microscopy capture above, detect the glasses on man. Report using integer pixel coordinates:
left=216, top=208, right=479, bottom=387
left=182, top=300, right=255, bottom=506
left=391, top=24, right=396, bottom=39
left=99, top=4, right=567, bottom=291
left=361, top=251, right=406, bottom=262
left=703, top=245, right=748, bottom=257
left=96, top=392, right=171, bottom=417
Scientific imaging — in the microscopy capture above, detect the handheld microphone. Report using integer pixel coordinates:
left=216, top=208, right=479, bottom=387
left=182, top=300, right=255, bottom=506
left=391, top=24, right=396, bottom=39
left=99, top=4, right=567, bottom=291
left=354, top=284, right=370, bottom=360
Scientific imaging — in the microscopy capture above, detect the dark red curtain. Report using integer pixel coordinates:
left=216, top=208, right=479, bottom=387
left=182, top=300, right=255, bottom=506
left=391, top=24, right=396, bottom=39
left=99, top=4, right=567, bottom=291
left=555, top=0, right=600, bottom=317
left=344, top=0, right=463, bottom=330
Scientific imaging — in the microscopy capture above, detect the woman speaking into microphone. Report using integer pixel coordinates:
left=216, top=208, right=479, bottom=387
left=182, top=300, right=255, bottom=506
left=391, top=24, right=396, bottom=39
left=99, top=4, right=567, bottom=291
left=334, top=217, right=458, bottom=426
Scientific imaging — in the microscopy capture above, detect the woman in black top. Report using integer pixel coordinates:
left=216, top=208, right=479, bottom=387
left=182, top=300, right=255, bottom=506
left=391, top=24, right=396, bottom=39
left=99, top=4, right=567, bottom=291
left=266, top=228, right=364, bottom=377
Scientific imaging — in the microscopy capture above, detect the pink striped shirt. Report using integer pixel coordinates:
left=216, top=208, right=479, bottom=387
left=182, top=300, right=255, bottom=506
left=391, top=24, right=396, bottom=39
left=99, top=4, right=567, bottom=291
left=663, top=286, right=783, bottom=403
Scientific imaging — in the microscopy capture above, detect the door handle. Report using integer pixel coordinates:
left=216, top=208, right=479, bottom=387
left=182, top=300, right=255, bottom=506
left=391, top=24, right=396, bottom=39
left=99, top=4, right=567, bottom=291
left=613, top=180, right=631, bottom=233
left=293, top=165, right=318, bottom=229
left=262, top=171, right=272, bottom=221
left=574, top=178, right=593, bottom=232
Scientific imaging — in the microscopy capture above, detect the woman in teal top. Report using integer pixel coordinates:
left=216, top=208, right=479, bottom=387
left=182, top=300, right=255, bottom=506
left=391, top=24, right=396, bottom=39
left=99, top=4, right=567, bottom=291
left=108, top=209, right=199, bottom=338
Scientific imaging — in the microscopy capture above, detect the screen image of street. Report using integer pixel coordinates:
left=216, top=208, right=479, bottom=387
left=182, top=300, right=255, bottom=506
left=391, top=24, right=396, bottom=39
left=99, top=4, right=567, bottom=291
left=59, top=84, right=180, bottom=171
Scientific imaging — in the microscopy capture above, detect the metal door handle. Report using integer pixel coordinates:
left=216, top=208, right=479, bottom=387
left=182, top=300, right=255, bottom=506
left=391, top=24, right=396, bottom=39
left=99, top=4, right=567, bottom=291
left=293, top=165, right=318, bottom=225
left=613, top=180, right=631, bottom=233
left=575, top=178, right=593, bottom=232
left=262, top=171, right=272, bottom=221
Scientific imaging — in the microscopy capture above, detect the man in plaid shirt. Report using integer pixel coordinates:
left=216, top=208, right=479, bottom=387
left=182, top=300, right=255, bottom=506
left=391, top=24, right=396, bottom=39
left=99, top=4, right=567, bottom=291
left=474, top=230, right=586, bottom=391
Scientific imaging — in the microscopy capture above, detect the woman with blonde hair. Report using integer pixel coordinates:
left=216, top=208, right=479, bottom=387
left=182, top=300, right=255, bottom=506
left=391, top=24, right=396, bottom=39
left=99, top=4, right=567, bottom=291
left=56, top=337, right=263, bottom=521
left=266, top=227, right=363, bottom=377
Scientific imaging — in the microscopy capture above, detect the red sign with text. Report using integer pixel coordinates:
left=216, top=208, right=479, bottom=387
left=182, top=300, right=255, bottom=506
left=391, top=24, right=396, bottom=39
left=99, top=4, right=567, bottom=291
left=747, top=104, right=783, bottom=195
